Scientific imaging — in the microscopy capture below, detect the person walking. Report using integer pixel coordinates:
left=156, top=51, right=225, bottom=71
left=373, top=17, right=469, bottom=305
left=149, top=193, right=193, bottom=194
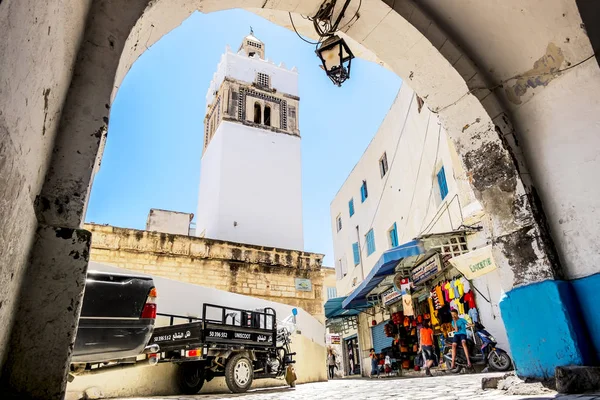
left=327, top=349, right=336, bottom=379
left=450, top=309, right=472, bottom=370
left=419, top=320, right=435, bottom=376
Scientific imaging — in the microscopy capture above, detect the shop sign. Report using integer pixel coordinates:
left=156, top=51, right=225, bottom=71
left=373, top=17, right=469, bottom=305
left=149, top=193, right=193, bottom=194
left=295, top=278, right=312, bottom=292
left=411, top=254, right=442, bottom=285
left=328, top=334, right=341, bottom=345
left=393, top=273, right=411, bottom=294
left=449, top=245, right=497, bottom=279
left=381, top=288, right=402, bottom=306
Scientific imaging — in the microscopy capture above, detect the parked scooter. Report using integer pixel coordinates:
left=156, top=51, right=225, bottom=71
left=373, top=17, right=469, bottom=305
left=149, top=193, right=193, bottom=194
left=442, top=323, right=512, bottom=373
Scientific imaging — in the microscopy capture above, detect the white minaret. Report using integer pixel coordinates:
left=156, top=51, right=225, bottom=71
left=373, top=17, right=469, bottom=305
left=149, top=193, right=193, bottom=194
left=195, top=31, right=304, bottom=251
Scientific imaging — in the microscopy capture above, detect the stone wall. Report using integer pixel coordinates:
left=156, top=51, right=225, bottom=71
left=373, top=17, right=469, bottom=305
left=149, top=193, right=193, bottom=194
left=85, top=224, right=334, bottom=323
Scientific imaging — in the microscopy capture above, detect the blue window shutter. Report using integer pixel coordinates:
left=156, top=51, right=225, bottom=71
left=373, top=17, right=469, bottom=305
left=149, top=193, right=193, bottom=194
left=437, top=166, right=449, bottom=200
left=352, top=242, right=360, bottom=265
left=361, top=181, right=368, bottom=202
left=390, top=223, right=398, bottom=248
left=366, top=229, right=376, bottom=256
left=372, top=322, right=394, bottom=353
left=349, top=199, right=355, bottom=217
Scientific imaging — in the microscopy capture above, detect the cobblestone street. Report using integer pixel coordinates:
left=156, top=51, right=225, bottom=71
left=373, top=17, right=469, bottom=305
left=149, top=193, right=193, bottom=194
left=115, top=373, right=600, bottom=400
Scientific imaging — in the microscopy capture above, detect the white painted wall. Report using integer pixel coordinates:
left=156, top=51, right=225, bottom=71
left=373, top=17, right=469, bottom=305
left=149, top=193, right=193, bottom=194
left=145, top=209, right=192, bottom=235
left=88, top=261, right=324, bottom=345
left=196, top=121, right=304, bottom=251
left=206, top=47, right=298, bottom=113
left=330, top=84, right=463, bottom=297
left=329, top=83, right=511, bottom=351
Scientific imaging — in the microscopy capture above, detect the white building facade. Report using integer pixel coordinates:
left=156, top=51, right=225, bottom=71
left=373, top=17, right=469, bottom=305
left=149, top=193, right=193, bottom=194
left=329, top=83, right=510, bottom=376
left=195, top=33, right=304, bottom=251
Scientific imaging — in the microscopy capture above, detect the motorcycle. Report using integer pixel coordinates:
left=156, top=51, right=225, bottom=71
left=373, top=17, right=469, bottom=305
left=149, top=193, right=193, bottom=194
left=442, top=322, right=512, bottom=373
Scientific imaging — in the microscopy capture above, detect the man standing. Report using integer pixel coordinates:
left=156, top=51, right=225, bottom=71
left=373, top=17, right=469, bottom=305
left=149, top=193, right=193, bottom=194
left=450, top=309, right=471, bottom=369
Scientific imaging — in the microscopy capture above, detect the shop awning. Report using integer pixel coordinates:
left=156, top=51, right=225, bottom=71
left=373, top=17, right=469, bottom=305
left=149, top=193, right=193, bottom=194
left=342, top=240, right=425, bottom=309
left=324, top=296, right=364, bottom=319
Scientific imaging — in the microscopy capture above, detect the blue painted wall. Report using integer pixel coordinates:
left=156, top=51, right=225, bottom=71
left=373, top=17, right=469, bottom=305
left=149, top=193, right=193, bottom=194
left=499, top=279, right=592, bottom=379
left=571, top=273, right=600, bottom=364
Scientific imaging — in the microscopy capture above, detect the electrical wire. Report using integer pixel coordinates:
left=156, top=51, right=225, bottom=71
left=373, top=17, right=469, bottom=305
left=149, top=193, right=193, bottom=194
left=417, top=123, right=442, bottom=235
left=357, top=94, right=416, bottom=258
left=288, top=12, right=320, bottom=45
left=432, top=52, right=597, bottom=114
left=398, top=110, right=432, bottom=243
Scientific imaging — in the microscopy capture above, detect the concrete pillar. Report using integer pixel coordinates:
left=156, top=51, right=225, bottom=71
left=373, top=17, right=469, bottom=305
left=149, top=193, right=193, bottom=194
left=2, top=225, right=90, bottom=399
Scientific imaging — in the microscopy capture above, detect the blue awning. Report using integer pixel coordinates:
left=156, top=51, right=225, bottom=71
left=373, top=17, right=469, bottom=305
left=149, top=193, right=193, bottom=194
left=342, top=240, right=425, bottom=309
left=324, top=296, right=364, bottom=319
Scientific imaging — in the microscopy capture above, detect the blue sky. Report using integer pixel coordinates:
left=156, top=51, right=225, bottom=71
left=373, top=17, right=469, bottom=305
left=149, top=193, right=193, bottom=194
left=85, top=9, right=402, bottom=265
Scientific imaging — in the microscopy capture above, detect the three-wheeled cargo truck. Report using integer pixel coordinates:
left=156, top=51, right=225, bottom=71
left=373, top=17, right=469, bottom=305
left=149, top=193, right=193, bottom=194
left=149, top=303, right=298, bottom=394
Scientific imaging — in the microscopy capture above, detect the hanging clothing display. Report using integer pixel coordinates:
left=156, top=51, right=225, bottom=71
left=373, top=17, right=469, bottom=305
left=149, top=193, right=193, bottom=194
left=461, top=276, right=471, bottom=294
left=402, top=294, right=414, bottom=316
left=463, top=291, right=476, bottom=309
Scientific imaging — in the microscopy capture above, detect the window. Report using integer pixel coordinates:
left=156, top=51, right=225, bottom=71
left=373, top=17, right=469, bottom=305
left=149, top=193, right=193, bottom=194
left=360, top=180, right=368, bottom=202
left=256, top=72, right=270, bottom=88
left=253, top=102, right=261, bottom=124
left=337, top=258, right=347, bottom=278
left=326, top=287, right=337, bottom=300
left=366, top=229, right=376, bottom=256
left=348, top=198, right=355, bottom=217
left=264, top=105, right=271, bottom=126
left=379, top=152, right=389, bottom=178
left=352, top=242, right=360, bottom=265
left=437, top=166, right=449, bottom=201
left=336, top=215, right=342, bottom=232
left=388, top=222, right=398, bottom=248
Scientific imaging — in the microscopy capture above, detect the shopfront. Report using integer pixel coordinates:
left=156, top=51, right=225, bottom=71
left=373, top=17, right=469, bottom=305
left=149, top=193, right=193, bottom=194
left=340, top=234, right=494, bottom=375
left=324, top=296, right=365, bottom=377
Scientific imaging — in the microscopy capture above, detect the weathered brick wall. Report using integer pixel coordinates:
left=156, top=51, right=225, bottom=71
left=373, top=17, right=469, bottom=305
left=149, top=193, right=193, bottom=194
left=85, top=224, right=334, bottom=322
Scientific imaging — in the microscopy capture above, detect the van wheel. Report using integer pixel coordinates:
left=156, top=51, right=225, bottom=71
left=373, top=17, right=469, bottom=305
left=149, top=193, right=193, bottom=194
left=225, top=353, right=254, bottom=393
left=177, top=362, right=205, bottom=394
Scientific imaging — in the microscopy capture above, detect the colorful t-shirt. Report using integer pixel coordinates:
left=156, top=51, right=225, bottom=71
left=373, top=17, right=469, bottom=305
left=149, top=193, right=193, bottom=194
left=452, top=280, right=460, bottom=299
left=427, top=298, right=440, bottom=325
left=455, top=279, right=464, bottom=297
left=460, top=277, right=471, bottom=293
left=464, top=292, right=476, bottom=309
left=444, top=282, right=455, bottom=300
left=468, top=308, right=479, bottom=324
left=435, top=285, right=445, bottom=306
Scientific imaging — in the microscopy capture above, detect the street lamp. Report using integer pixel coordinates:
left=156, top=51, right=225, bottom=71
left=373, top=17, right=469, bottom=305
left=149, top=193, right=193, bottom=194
left=316, top=35, right=355, bottom=87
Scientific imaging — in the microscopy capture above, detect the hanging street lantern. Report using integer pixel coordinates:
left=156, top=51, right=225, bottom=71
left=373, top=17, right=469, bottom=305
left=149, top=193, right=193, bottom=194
left=316, top=35, right=355, bottom=87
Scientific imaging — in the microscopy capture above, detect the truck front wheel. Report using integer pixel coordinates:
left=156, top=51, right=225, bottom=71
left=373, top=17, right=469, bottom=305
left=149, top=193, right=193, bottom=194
left=177, top=362, right=205, bottom=395
left=225, top=353, right=254, bottom=393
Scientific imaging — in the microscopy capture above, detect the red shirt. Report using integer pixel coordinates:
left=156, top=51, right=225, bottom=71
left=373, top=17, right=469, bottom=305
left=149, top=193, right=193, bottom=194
left=420, top=327, right=434, bottom=346
left=464, top=292, right=476, bottom=309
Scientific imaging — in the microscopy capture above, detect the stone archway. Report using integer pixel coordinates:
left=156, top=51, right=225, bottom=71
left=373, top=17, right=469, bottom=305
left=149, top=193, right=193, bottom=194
left=1, top=0, right=598, bottom=398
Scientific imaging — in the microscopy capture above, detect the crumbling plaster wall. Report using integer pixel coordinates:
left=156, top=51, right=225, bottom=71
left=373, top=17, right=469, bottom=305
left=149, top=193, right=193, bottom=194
left=415, top=0, right=600, bottom=280
left=0, top=0, right=92, bottom=369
